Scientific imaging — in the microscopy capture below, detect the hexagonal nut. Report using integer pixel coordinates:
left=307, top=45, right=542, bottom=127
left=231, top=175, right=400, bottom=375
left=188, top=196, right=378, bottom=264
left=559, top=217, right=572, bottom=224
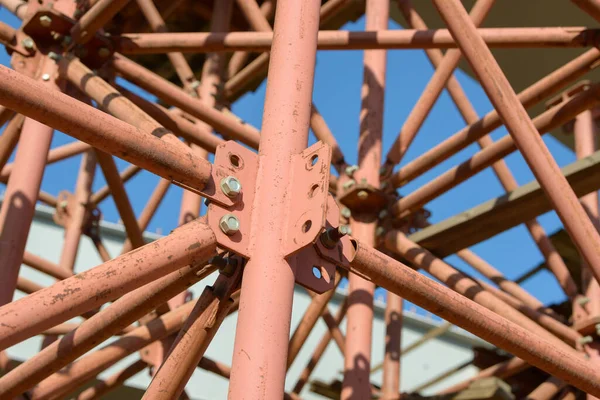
left=219, top=214, right=240, bottom=236
left=220, top=176, right=242, bottom=198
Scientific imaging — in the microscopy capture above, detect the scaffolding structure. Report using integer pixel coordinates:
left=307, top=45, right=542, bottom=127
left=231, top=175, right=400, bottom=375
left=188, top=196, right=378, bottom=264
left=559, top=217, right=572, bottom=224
left=1, top=0, right=600, bottom=398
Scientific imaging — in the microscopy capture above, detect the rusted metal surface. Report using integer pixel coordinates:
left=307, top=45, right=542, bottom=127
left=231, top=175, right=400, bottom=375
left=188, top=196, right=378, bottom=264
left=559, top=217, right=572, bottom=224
left=2, top=0, right=600, bottom=398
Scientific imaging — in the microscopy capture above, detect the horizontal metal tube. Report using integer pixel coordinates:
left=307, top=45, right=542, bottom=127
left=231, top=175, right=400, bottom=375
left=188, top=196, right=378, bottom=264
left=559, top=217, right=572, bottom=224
left=115, top=27, right=600, bottom=53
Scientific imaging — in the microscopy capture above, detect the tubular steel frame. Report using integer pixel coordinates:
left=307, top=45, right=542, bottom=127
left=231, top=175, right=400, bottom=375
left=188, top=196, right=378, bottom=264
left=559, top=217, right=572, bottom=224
left=0, top=0, right=600, bottom=399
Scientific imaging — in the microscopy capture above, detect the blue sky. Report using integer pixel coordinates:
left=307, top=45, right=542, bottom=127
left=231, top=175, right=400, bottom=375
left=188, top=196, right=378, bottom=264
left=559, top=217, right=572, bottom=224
left=0, top=10, right=579, bottom=309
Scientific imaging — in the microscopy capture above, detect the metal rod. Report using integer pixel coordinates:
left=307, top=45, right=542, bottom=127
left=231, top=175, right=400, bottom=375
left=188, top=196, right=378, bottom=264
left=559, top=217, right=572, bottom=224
left=135, top=0, right=198, bottom=92
left=574, top=109, right=600, bottom=317
left=572, top=0, right=600, bottom=23
left=22, top=251, right=73, bottom=280
left=391, top=83, right=600, bottom=219
left=526, top=376, right=566, bottom=400
left=0, top=114, right=23, bottom=171
left=372, top=321, right=452, bottom=374
left=410, top=359, right=471, bottom=394
left=75, top=359, right=147, bottom=400
left=118, top=86, right=224, bottom=153
left=58, top=151, right=97, bottom=271
left=382, top=292, right=402, bottom=399
left=142, top=269, right=241, bottom=399
left=90, top=164, right=141, bottom=205
left=348, top=241, right=600, bottom=395
left=0, top=57, right=57, bottom=307
left=198, top=357, right=231, bottom=379
left=16, top=276, right=45, bottom=294
left=120, top=178, right=170, bottom=254
left=112, top=54, right=261, bottom=148
left=95, top=150, right=145, bottom=248
left=342, top=1, right=388, bottom=398
left=399, top=0, right=578, bottom=301
left=235, top=0, right=271, bottom=32
left=115, top=27, right=600, bottom=54
left=227, top=0, right=275, bottom=78
left=0, top=65, right=213, bottom=190
left=287, top=274, right=342, bottom=369
left=383, top=0, right=494, bottom=168
left=440, top=356, right=528, bottom=395
left=228, top=1, right=320, bottom=398
left=0, top=260, right=216, bottom=399
left=292, top=298, right=348, bottom=396
left=0, top=140, right=92, bottom=182
left=391, top=47, right=600, bottom=189
left=30, top=298, right=200, bottom=399
left=384, top=231, right=576, bottom=352
left=71, top=0, right=132, bottom=44
left=0, top=219, right=216, bottom=351
left=433, top=0, right=600, bottom=290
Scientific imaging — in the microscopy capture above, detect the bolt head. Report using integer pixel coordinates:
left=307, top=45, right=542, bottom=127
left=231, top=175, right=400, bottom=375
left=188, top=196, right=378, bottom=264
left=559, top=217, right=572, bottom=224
left=39, top=15, right=52, bottom=27
left=577, top=296, right=591, bottom=306
left=219, top=214, right=240, bottom=236
left=376, top=226, right=385, bottom=237
left=345, top=164, right=359, bottom=176
left=357, top=190, right=368, bottom=200
left=41, top=73, right=51, bottom=81
left=98, top=47, right=110, bottom=58
left=21, top=38, right=34, bottom=50
left=342, top=180, right=355, bottom=190
left=378, top=209, right=388, bottom=219
left=341, top=207, right=351, bottom=219
left=48, top=51, right=62, bottom=61
left=220, top=176, right=242, bottom=197
left=339, top=225, right=350, bottom=236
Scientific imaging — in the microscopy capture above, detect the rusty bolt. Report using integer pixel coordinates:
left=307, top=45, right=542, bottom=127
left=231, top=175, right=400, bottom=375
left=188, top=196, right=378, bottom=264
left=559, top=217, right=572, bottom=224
left=579, top=335, right=594, bottom=345
left=21, top=38, right=35, bottom=50
left=39, top=15, right=52, bottom=27
left=220, top=176, right=242, bottom=198
left=320, top=226, right=349, bottom=249
left=98, top=48, right=110, bottom=58
left=342, top=180, right=355, bottom=190
left=41, top=73, right=51, bottom=81
left=376, top=226, right=385, bottom=237
left=48, top=52, right=61, bottom=61
left=577, top=296, right=591, bottom=306
left=378, top=209, right=388, bottom=220
left=343, top=225, right=352, bottom=235
left=357, top=190, right=368, bottom=200
left=341, top=207, right=351, bottom=219
left=219, top=214, right=240, bottom=236
left=345, top=164, right=358, bottom=177
left=190, top=80, right=201, bottom=90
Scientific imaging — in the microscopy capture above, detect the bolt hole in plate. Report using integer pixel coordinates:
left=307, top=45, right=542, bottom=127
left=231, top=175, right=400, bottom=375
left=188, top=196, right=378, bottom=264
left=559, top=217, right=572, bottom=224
left=284, top=141, right=332, bottom=257
left=207, top=142, right=258, bottom=258
left=312, top=266, right=322, bottom=279
left=229, top=154, right=242, bottom=168
left=293, top=246, right=335, bottom=293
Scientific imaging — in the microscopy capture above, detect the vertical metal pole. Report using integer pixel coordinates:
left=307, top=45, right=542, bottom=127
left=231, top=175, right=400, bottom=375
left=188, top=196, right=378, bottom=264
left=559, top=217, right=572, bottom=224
left=573, top=108, right=600, bottom=400
left=58, top=151, right=96, bottom=271
left=342, top=1, right=388, bottom=399
left=0, top=57, right=57, bottom=306
left=228, top=1, right=321, bottom=398
left=382, top=293, right=402, bottom=399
